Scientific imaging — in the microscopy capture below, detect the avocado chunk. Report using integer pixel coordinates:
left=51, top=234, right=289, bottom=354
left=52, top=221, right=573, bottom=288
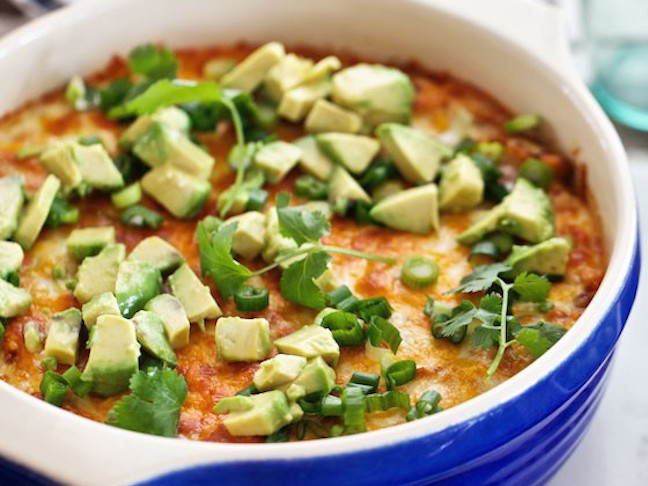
left=226, top=211, right=267, bottom=260
left=328, top=165, right=371, bottom=209
left=317, top=133, right=380, bottom=175
left=215, top=316, right=271, bottom=362
left=263, top=53, right=313, bottom=103
left=73, top=144, right=124, bottom=191
left=0, top=175, right=25, bottom=240
left=66, top=226, right=115, bottom=260
left=215, top=390, right=293, bottom=436
left=305, top=99, right=363, bottom=134
left=141, top=165, right=211, bottom=219
left=376, top=123, right=451, bottom=183
left=253, top=141, right=302, bottom=184
left=221, top=42, right=285, bottom=92
left=128, top=236, right=184, bottom=273
left=0, top=278, right=32, bottom=318
left=81, top=291, right=120, bottom=330
left=120, top=106, right=190, bottom=149
left=74, top=243, right=125, bottom=304
left=145, top=294, right=190, bottom=349
left=133, top=123, right=214, bottom=180
left=286, top=356, right=336, bottom=399
left=43, top=308, right=82, bottom=366
left=0, top=241, right=23, bottom=280
left=115, top=260, right=162, bottom=318
left=332, top=64, right=415, bottom=125
left=278, top=79, right=331, bottom=122
left=439, top=154, right=484, bottom=211
left=168, top=264, right=222, bottom=324
left=253, top=354, right=307, bottom=391
left=370, top=184, right=440, bottom=234
left=294, top=136, right=334, bottom=180
left=261, top=207, right=299, bottom=263
left=372, top=180, right=405, bottom=202
left=81, top=314, right=140, bottom=396
left=39, top=142, right=83, bottom=190
left=274, top=325, right=340, bottom=365
left=13, top=174, right=60, bottom=250
left=504, top=236, right=572, bottom=277
left=457, top=178, right=555, bottom=245
left=23, top=321, right=43, bottom=353
left=132, top=310, right=176, bottom=366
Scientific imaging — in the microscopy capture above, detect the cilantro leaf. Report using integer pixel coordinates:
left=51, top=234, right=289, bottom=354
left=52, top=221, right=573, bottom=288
left=106, top=368, right=187, bottom=437
left=478, top=292, right=502, bottom=315
left=128, top=44, right=178, bottom=80
left=440, top=301, right=477, bottom=337
left=450, top=263, right=511, bottom=294
left=279, top=251, right=331, bottom=309
left=513, top=272, right=551, bottom=302
left=277, top=202, right=331, bottom=245
left=515, top=321, right=566, bottom=358
left=197, top=222, right=252, bottom=299
left=472, top=325, right=500, bottom=350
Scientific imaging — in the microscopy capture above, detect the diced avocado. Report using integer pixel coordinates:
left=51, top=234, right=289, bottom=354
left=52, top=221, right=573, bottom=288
left=328, top=165, right=371, bottom=209
left=439, top=154, right=484, bottom=211
left=370, top=184, right=440, bottom=234
left=81, top=314, right=140, bottom=396
left=74, top=244, right=125, bottom=304
left=0, top=175, right=24, bottom=240
left=226, top=211, right=267, bottom=260
left=203, top=59, right=237, bottom=81
left=314, top=268, right=339, bottom=293
left=372, top=180, right=405, bottom=202
left=316, top=133, right=379, bottom=174
left=132, top=310, right=176, bottom=365
left=39, top=142, right=82, bottom=190
left=261, top=207, right=299, bottom=263
left=13, top=174, right=60, bottom=250
left=133, top=123, right=214, bottom=179
left=294, top=136, right=334, bottom=181
left=253, top=141, right=302, bottom=184
left=0, top=241, right=23, bottom=280
left=66, top=226, right=115, bottom=260
left=302, top=201, right=333, bottom=220
left=457, top=178, right=555, bottom=245
left=288, top=356, right=336, bottom=398
left=43, top=308, right=81, bottom=366
left=115, top=260, right=162, bottom=318
left=504, top=236, right=572, bottom=277
left=141, top=165, right=211, bottom=219
left=81, top=292, right=120, bottom=330
left=221, top=42, right=286, bottom=92
left=304, top=56, right=342, bottom=83
left=253, top=354, right=307, bottom=391
left=305, top=99, right=362, bottom=134
left=128, top=236, right=184, bottom=273
left=145, top=294, right=190, bottom=349
left=274, top=325, right=340, bottom=365
left=332, top=64, right=415, bottom=125
left=73, top=144, right=124, bottom=191
left=23, top=321, right=43, bottom=353
left=263, top=53, right=313, bottom=103
left=215, top=316, right=271, bottom=362
left=0, top=278, right=32, bottom=318
left=111, top=182, right=142, bottom=209
left=215, top=390, right=293, bottom=436
left=278, top=79, right=331, bottom=122
left=289, top=401, right=304, bottom=423
left=168, top=264, right=222, bottom=324
left=120, top=106, right=191, bottom=149
left=376, top=123, right=450, bottom=183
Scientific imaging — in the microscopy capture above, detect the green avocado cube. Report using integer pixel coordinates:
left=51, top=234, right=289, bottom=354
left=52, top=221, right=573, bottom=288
left=294, top=136, right=334, bottom=181
left=221, top=42, right=285, bottom=93
left=141, top=165, right=211, bottom=219
left=0, top=241, right=24, bottom=280
left=39, top=142, right=83, bottom=190
left=278, top=78, right=331, bottom=122
left=145, top=294, right=190, bottom=349
left=127, top=236, right=184, bottom=273
left=274, top=325, right=340, bottom=365
left=316, top=133, right=380, bottom=175
left=168, top=264, right=222, bottom=324
left=253, top=141, right=302, bottom=184
left=226, top=211, right=267, bottom=260
left=263, top=53, right=313, bottom=103
left=13, top=174, right=60, bottom=250
left=66, top=226, right=116, bottom=260
left=305, top=99, right=363, bottom=134
left=73, top=143, right=124, bottom=191
left=115, top=260, right=162, bottom=318
left=439, top=154, right=484, bottom=211
left=119, top=106, right=191, bottom=149
left=327, top=165, right=371, bottom=210
left=215, top=390, right=293, bottom=437
left=253, top=354, right=307, bottom=391
left=43, top=308, right=82, bottom=366
left=81, top=314, right=140, bottom=396
left=0, top=175, right=25, bottom=240
left=215, top=316, right=271, bottom=362
left=81, top=292, right=120, bottom=330
left=288, top=356, right=336, bottom=398
left=74, top=244, right=126, bottom=304
left=504, top=236, right=572, bottom=278
left=370, top=184, right=440, bottom=234
left=23, top=321, right=43, bottom=353
left=132, top=310, right=177, bottom=366
left=0, top=278, right=32, bottom=318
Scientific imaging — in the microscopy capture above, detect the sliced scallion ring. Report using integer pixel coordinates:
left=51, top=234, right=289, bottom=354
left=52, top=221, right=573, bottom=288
left=400, top=256, right=439, bottom=289
left=234, top=285, right=269, bottom=311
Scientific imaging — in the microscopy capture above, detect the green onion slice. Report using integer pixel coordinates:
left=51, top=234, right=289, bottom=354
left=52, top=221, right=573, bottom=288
left=342, top=386, right=366, bottom=431
left=246, top=188, right=268, bottom=211
left=365, top=391, right=411, bottom=413
left=121, top=204, right=164, bottom=229
left=320, top=395, right=343, bottom=416
left=366, top=316, right=402, bottom=354
left=355, top=297, right=393, bottom=321
left=39, top=371, right=69, bottom=407
left=62, top=365, right=92, bottom=398
left=383, top=359, right=417, bottom=390
left=504, top=113, right=541, bottom=133
left=295, top=175, right=328, bottom=200
left=234, top=285, right=269, bottom=312
left=401, top=256, right=439, bottom=289
left=406, top=389, right=442, bottom=421
left=519, top=158, right=553, bottom=189
left=320, top=311, right=364, bottom=346
left=327, top=285, right=354, bottom=307
left=347, top=371, right=380, bottom=395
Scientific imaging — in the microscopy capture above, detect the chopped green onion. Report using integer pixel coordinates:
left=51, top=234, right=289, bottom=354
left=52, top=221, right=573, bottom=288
left=353, top=201, right=374, bottom=225
left=327, top=285, right=353, bottom=307
left=114, top=153, right=147, bottom=183
left=366, top=316, right=402, bottom=354
left=51, top=266, right=65, bottom=279
left=236, top=383, right=258, bottom=396
left=489, top=233, right=514, bottom=255
left=406, top=389, right=442, bottom=421
left=321, top=311, right=364, bottom=346
left=62, top=365, right=92, bottom=397
left=320, top=395, right=343, bottom=416
left=347, top=372, right=380, bottom=395
left=505, top=113, right=541, bottom=133
left=454, top=137, right=476, bottom=154
left=246, top=188, right=268, bottom=211
left=298, top=393, right=324, bottom=415
left=4, top=271, right=19, bottom=286
left=341, top=386, right=366, bottom=431
left=382, top=357, right=416, bottom=390
left=111, top=182, right=142, bottom=209
left=295, top=175, right=328, bottom=200
left=519, top=158, right=553, bottom=189
left=64, top=278, right=78, bottom=291
left=359, top=158, right=398, bottom=191
left=337, top=296, right=359, bottom=312
left=294, top=419, right=329, bottom=440
left=365, top=391, right=411, bottom=413
left=474, top=141, right=504, bottom=162
left=355, top=297, right=393, bottom=321
left=121, top=205, right=164, bottom=229
left=0, top=321, right=5, bottom=343
left=39, top=371, right=69, bottom=407
left=234, top=285, right=269, bottom=311
left=78, top=135, right=103, bottom=146
left=470, top=240, right=500, bottom=262
left=329, top=424, right=345, bottom=437
left=265, top=428, right=290, bottom=443
left=181, top=102, right=226, bottom=131
left=41, top=356, right=57, bottom=371
left=401, top=256, right=439, bottom=289
left=46, top=194, right=79, bottom=228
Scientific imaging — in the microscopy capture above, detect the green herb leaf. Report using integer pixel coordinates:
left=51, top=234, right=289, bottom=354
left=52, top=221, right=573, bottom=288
left=450, top=263, right=511, bottom=294
left=128, top=44, right=178, bottom=80
left=513, top=272, right=551, bottom=302
left=515, top=321, right=566, bottom=358
left=277, top=202, right=331, bottom=245
left=106, top=367, right=187, bottom=437
left=471, top=325, right=500, bottom=350
left=440, top=301, right=477, bottom=337
left=279, top=251, right=331, bottom=309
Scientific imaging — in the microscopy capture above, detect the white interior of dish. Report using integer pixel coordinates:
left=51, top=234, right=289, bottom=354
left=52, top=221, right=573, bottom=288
left=0, top=0, right=636, bottom=485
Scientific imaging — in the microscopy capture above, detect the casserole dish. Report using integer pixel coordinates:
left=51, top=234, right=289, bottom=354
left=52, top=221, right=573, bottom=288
left=0, top=0, right=639, bottom=484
